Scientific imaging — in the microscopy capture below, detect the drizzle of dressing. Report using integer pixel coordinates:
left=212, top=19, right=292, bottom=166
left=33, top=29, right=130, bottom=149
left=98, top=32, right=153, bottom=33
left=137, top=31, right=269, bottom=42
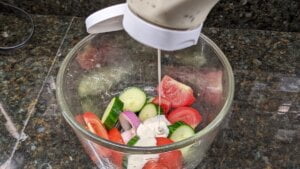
left=137, top=115, right=170, bottom=139
left=157, top=49, right=162, bottom=127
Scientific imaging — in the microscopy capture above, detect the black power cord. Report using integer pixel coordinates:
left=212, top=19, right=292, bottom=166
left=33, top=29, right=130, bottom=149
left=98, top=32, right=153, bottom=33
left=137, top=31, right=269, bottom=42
left=0, top=1, right=34, bottom=51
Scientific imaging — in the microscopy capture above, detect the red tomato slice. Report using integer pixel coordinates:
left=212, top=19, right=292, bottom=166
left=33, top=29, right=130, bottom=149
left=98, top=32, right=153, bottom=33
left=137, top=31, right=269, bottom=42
left=83, top=112, right=109, bottom=139
left=108, top=128, right=124, bottom=144
left=82, top=112, right=111, bottom=157
left=143, top=160, right=169, bottom=169
left=167, top=107, right=202, bottom=128
left=157, top=75, right=195, bottom=108
left=75, top=113, right=110, bottom=162
left=155, top=138, right=182, bottom=169
left=156, top=137, right=174, bottom=146
left=108, top=128, right=124, bottom=169
left=152, top=96, right=172, bottom=115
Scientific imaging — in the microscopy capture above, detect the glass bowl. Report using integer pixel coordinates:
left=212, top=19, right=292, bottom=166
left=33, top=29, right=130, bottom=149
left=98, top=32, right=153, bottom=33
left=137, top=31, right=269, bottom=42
left=56, top=31, right=234, bottom=169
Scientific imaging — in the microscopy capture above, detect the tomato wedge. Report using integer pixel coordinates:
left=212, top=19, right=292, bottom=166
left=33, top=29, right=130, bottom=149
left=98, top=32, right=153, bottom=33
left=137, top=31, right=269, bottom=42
left=75, top=114, right=108, bottom=162
left=152, top=96, right=172, bottom=115
left=143, top=160, right=169, bottom=169
left=156, top=137, right=182, bottom=169
left=157, top=75, right=195, bottom=108
left=108, top=128, right=124, bottom=169
left=156, top=137, right=173, bottom=145
left=82, top=112, right=111, bottom=157
left=167, top=107, right=202, bottom=128
left=108, top=128, right=124, bottom=144
left=83, top=112, right=109, bottom=138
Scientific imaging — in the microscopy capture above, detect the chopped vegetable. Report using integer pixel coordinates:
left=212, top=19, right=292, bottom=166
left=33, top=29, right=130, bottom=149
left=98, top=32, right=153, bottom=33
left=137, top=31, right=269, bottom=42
left=168, top=122, right=195, bottom=142
left=108, top=128, right=124, bottom=169
left=139, top=103, right=162, bottom=122
left=101, top=97, right=123, bottom=130
left=164, top=66, right=223, bottom=106
left=127, top=136, right=140, bottom=146
left=121, top=129, right=136, bottom=144
left=119, top=87, right=147, bottom=112
left=75, top=114, right=108, bottom=164
left=167, top=107, right=202, bottom=128
left=119, top=111, right=141, bottom=131
left=167, top=121, right=186, bottom=137
left=156, top=137, right=173, bottom=146
left=76, top=73, right=209, bottom=168
left=82, top=112, right=111, bottom=157
left=157, top=75, right=195, bottom=108
left=152, top=96, right=171, bottom=115
left=143, top=160, right=168, bottom=169
left=156, top=137, right=182, bottom=169
left=82, top=112, right=109, bottom=139
left=168, top=122, right=195, bottom=158
left=108, top=128, right=124, bottom=144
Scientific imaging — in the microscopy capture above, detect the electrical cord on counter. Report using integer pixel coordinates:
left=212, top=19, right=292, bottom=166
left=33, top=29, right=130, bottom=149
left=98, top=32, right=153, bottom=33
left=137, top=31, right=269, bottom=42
left=0, top=1, right=34, bottom=51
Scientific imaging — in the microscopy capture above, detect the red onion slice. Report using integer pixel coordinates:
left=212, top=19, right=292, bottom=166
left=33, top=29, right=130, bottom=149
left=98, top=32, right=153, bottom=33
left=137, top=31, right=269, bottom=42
left=119, top=111, right=141, bottom=131
left=121, top=128, right=136, bottom=144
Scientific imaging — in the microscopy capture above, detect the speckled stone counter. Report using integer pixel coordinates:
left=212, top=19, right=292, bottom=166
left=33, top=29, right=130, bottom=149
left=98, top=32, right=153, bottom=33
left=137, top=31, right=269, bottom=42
left=2, top=0, right=300, bottom=32
left=0, top=15, right=299, bottom=169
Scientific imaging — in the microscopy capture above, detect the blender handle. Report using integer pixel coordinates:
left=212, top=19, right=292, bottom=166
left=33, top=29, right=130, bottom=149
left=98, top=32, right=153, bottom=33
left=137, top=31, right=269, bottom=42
left=86, top=3, right=126, bottom=34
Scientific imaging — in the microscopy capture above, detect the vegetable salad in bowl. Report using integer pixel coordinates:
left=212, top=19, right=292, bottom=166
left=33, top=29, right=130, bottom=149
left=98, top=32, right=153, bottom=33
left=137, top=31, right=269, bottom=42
left=56, top=32, right=234, bottom=169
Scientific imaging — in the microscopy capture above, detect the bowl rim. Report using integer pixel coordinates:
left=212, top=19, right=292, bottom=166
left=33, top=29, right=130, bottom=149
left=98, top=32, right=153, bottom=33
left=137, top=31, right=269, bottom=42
left=56, top=33, right=235, bottom=154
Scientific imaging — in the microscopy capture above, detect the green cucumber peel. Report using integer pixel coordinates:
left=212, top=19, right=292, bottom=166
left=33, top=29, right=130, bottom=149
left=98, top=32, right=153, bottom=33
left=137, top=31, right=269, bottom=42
left=168, top=121, right=191, bottom=137
left=127, top=136, right=139, bottom=146
left=139, top=103, right=162, bottom=121
left=101, top=97, right=123, bottom=130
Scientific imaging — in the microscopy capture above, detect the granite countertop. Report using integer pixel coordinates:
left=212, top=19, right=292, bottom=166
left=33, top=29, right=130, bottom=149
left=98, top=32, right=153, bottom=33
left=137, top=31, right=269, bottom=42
left=0, top=15, right=299, bottom=169
left=3, top=0, right=300, bottom=32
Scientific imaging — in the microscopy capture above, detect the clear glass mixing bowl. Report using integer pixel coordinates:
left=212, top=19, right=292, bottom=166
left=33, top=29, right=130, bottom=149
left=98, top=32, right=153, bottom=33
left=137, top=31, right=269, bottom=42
left=56, top=31, right=234, bottom=169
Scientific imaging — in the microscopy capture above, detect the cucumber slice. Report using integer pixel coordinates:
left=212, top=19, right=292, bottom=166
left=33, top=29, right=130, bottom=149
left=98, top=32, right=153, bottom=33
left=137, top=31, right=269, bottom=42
left=101, top=97, right=123, bottom=130
left=138, top=103, right=162, bottom=122
left=168, top=121, right=186, bottom=137
left=127, top=136, right=139, bottom=146
left=169, top=121, right=195, bottom=142
left=169, top=122, right=195, bottom=157
left=119, top=87, right=146, bottom=112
